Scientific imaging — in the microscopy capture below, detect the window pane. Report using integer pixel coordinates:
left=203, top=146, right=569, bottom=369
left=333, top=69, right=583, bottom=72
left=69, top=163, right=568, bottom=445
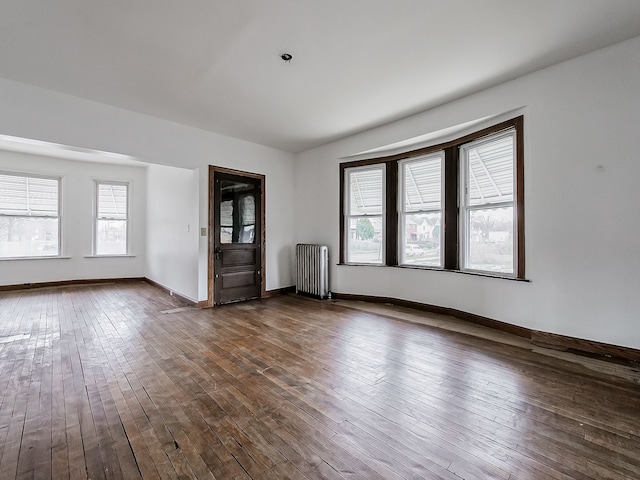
left=28, top=177, right=59, bottom=215
left=96, top=219, right=127, bottom=255
left=240, top=225, right=255, bottom=243
left=465, top=132, right=514, bottom=206
left=220, top=198, right=233, bottom=244
left=402, top=212, right=441, bottom=266
left=239, top=194, right=256, bottom=243
left=241, top=195, right=255, bottom=224
left=97, top=184, right=127, bottom=219
left=466, top=207, right=513, bottom=273
left=404, top=154, right=442, bottom=212
left=349, top=168, right=383, bottom=215
left=347, top=216, right=383, bottom=264
left=219, top=180, right=256, bottom=244
left=0, top=174, right=58, bottom=216
left=0, top=217, right=59, bottom=258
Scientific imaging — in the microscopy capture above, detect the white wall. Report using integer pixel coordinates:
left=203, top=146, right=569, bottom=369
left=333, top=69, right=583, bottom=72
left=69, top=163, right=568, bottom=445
left=0, top=150, right=146, bottom=285
left=0, top=78, right=296, bottom=300
left=146, top=164, right=199, bottom=301
left=193, top=153, right=296, bottom=300
left=294, top=36, right=640, bottom=350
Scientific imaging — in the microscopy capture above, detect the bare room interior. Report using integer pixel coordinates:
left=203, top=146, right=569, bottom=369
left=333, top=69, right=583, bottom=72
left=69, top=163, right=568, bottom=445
left=1, top=1, right=640, bottom=479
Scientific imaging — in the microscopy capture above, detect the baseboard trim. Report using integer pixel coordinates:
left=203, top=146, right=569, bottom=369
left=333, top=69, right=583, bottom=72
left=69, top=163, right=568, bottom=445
left=182, top=286, right=296, bottom=309
left=531, top=331, right=640, bottom=363
left=143, top=278, right=197, bottom=306
left=333, top=292, right=640, bottom=363
left=0, top=277, right=145, bottom=292
left=333, top=293, right=531, bottom=338
left=262, top=286, right=296, bottom=298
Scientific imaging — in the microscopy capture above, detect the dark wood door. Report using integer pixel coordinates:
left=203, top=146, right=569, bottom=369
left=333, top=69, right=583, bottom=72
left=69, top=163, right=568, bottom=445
left=213, top=172, right=262, bottom=305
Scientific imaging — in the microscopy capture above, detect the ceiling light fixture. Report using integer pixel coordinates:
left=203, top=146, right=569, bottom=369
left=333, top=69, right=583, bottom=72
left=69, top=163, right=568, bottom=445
left=280, top=53, right=293, bottom=62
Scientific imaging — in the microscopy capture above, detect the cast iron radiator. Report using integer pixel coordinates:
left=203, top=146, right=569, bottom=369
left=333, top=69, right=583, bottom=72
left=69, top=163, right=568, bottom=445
left=295, top=244, right=329, bottom=299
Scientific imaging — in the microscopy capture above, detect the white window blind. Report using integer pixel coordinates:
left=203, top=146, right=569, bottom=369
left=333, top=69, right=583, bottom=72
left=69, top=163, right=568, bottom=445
left=97, top=183, right=128, bottom=219
left=349, top=167, right=383, bottom=216
left=403, top=155, right=442, bottom=212
left=0, top=174, right=59, bottom=216
left=466, top=133, right=514, bottom=206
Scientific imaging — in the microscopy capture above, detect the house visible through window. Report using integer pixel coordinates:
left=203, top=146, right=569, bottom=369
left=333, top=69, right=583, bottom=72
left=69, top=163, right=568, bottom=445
left=400, top=153, right=443, bottom=267
left=95, top=181, right=128, bottom=255
left=0, top=172, right=60, bottom=258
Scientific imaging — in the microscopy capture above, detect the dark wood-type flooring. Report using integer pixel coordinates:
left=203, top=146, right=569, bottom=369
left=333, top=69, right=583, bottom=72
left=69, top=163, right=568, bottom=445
left=1, top=282, right=639, bottom=479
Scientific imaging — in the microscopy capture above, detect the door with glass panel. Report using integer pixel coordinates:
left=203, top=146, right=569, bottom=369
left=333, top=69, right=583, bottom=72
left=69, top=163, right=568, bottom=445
left=213, top=171, right=262, bottom=305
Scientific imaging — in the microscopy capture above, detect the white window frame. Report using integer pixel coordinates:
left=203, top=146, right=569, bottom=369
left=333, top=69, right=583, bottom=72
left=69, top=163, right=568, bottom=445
left=344, top=164, right=386, bottom=265
left=0, top=171, right=61, bottom=259
left=459, top=128, right=517, bottom=276
left=94, top=180, right=130, bottom=256
left=398, top=153, right=444, bottom=267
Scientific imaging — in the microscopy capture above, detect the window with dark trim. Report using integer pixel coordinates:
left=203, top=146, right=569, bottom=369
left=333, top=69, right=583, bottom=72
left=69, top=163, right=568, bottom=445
left=399, top=153, right=443, bottom=267
left=339, top=116, right=525, bottom=279
left=343, top=164, right=385, bottom=264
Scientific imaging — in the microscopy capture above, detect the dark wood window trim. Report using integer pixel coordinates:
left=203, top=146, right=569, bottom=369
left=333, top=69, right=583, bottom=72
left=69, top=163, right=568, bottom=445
left=443, top=145, right=459, bottom=271
left=339, top=116, right=525, bottom=279
left=385, top=161, right=398, bottom=266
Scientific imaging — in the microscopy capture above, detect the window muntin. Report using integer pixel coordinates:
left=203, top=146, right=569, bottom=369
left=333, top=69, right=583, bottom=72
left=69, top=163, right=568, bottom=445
left=344, top=165, right=385, bottom=264
left=95, top=182, right=129, bottom=255
left=399, top=153, right=443, bottom=266
left=0, top=172, right=60, bottom=258
left=460, top=129, right=516, bottom=275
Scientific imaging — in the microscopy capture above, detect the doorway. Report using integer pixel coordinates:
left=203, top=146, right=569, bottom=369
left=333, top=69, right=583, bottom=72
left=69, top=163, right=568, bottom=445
left=208, top=166, right=265, bottom=305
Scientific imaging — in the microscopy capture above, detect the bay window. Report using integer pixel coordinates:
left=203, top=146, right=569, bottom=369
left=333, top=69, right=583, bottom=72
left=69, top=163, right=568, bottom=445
left=339, top=116, right=524, bottom=279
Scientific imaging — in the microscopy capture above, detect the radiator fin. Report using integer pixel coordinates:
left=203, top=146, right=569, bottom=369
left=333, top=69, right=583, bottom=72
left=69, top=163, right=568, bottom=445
left=295, top=244, right=329, bottom=299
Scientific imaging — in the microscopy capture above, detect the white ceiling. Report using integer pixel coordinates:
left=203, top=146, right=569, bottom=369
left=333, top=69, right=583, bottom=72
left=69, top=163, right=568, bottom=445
left=2, top=1, right=640, bottom=153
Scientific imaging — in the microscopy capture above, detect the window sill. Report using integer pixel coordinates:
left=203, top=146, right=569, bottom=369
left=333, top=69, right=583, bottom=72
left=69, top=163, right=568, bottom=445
left=0, top=256, right=71, bottom=261
left=338, top=262, right=387, bottom=267
left=84, top=254, right=136, bottom=258
left=338, top=263, right=530, bottom=282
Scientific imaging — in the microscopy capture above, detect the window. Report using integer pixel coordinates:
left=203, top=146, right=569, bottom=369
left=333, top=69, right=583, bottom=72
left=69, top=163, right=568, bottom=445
left=339, top=116, right=524, bottom=279
left=399, top=153, right=443, bottom=266
left=95, top=181, right=128, bottom=255
left=220, top=180, right=256, bottom=244
left=343, top=164, right=385, bottom=264
left=0, top=172, right=60, bottom=258
left=461, top=129, right=516, bottom=274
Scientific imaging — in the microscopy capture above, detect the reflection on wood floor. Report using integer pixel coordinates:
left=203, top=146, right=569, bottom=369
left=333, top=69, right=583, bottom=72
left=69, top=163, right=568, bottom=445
left=0, top=281, right=639, bottom=479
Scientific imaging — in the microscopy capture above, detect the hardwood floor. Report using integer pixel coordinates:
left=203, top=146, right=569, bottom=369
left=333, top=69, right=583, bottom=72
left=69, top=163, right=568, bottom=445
left=0, top=282, right=639, bottom=479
